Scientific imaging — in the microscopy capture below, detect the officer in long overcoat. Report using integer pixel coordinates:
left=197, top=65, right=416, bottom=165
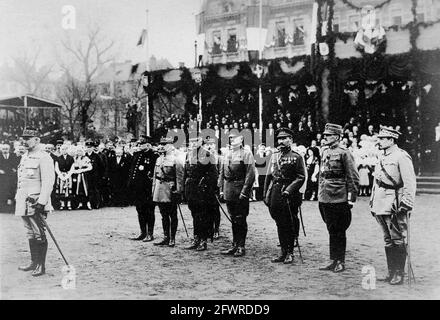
left=183, top=136, right=218, bottom=251
left=127, top=138, right=157, bottom=241
left=264, top=128, right=306, bottom=264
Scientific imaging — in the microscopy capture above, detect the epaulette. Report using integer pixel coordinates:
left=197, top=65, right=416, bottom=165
left=398, top=147, right=412, bottom=161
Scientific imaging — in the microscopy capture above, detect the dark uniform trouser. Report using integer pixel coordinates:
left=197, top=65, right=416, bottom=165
left=226, top=199, right=249, bottom=247
left=269, top=196, right=300, bottom=252
left=135, top=201, right=155, bottom=236
left=188, top=201, right=211, bottom=241
left=213, top=203, right=220, bottom=234
left=319, top=202, right=352, bottom=262
left=158, top=203, right=178, bottom=239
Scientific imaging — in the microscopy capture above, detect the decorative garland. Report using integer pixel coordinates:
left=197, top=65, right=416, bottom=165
left=341, top=0, right=393, bottom=11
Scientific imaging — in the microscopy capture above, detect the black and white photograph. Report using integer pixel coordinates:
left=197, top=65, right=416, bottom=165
left=1, top=0, right=440, bottom=306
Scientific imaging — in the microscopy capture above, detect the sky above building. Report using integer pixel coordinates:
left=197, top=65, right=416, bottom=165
left=0, top=0, right=202, bottom=71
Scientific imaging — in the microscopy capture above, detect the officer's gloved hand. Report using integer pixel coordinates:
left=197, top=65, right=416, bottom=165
left=219, top=192, right=225, bottom=202
left=399, top=203, right=412, bottom=218
left=281, top=191, right=290, bottom=200
left=348, top=201, right=354, bottom=209
left=33, top=203, right=47, bottom=218
left=172, top=192, right=182, bottom=204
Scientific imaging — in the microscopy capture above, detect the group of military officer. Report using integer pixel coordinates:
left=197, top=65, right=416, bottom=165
left=15, top=122, right=416, bottom=286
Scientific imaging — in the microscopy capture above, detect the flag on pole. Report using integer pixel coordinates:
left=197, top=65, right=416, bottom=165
left=245, top=5, right=268, bottom=53
left=137, top=29, right=147, bottom=46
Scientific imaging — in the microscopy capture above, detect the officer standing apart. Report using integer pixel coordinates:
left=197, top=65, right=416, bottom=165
left=219, top=131, right=255, bottom=257
left=127, top=136, right=158, bottom=241
left=370, top=126, right=416, bottom=285
left=183, top=136, right=218, bottom=251
left=15, top=128, right=55, bottom=277
left=152, top=137, right=184, bottom=247
left=264, top=128, right=306, bottom=264
left=318, top=123, right=359, bottom=273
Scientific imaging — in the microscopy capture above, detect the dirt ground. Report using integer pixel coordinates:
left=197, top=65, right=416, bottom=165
left=1, top=195, right=440, bottom=300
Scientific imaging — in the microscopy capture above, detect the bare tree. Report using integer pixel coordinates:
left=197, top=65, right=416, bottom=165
left=61, top=26, right=114, bottom=86
left=57, top=26, right=115, bottom=138
left=2, top=48, right=54, bottom=97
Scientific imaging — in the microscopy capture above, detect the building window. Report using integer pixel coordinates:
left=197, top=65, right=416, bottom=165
left=293, top=19, right=305, bottom=45
left=212, top=31, right=222, bottom=54
left=391, top=9, right=402, bottom=26
left=349, top=15, right=360, bottom=31
left=227, top=29, right=238, bottom=52
left=276, top=21, right=286, bottom=47
left=333, top=17, right=339, bottom=33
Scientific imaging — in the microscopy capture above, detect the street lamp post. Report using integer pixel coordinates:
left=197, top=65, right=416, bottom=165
left=193, top=69, right=202, bottom=134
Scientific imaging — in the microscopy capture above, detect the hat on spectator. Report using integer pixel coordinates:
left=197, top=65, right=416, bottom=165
left=276, top=127, right=294, bottom=139
left=56, top=139, right=64, bottom=145
left=85, top=140, right=94, bottom=147
left=159, top=136, right=174, bottom=144
left=377, top=125, right=401, bottom=139
left=323, top=123, right=343, bottom=135
left=21, top=127, right=40, bottom=138
left=228, top=130, right=242, bottom=138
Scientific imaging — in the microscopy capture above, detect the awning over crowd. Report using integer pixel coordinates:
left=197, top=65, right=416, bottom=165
left=0, top=94, right=63, bottom=109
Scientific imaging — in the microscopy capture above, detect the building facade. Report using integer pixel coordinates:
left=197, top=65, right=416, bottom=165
left=197, top=0, right=440, bottom=64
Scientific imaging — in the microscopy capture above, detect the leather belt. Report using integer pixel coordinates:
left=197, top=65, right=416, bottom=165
left=155, top=176, right=173, bottom=183
left=321, top=172, right=344, bottom=179
left=224, top=177, right=244, bottom=182
left=376, top=180, right=403, bottom=190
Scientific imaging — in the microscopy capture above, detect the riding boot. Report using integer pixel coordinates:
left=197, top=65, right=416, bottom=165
left=131, top=214, right=147, bottom=240
left=390, top=245, right=406, bottom=285
left=18, top=239, right=38, bottom=271
left=32, top=240, right=47, bottom=277
left=378, top=246, right=394, bottom=282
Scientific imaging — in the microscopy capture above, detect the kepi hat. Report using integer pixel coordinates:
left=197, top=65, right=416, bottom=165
left=276, top=127, right=294, bottom=139
left=377, top=125, right=401, bottom=139
left=323, top=123, right=343, bottom=135
left=21, top=127, right=40, bottom=138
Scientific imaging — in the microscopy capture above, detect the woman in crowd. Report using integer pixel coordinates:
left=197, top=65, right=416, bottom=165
left=71, top=146, right=93, bottom=210
left=54, top=144, right=75, bottom=210
left=304, top=147, right=319, bottom=201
